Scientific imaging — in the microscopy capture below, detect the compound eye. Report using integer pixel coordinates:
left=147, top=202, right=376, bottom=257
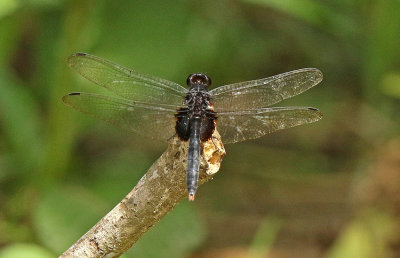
left=186, top=74, right=194, bottom=86
left=204, top=75, right=211, bottom=87
left=186, top=73, right=212, bottom=88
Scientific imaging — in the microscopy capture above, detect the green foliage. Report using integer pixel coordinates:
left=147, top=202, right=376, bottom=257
left=326, top=209, right=395, bottom=258
left=381, top=72, right=400, bottom=99
left=242, top=0, right=355, bottom=34
left=34, top=185, right=110, bottom=253
left=248, top=216, right=281, bottom=258
left=125, top=202, right=205, bottom=258
left=0, top=0, right=18, bottom=19
left=0, top=70, right=43, bottom=172
left=0, top=243, right=54, bottom=258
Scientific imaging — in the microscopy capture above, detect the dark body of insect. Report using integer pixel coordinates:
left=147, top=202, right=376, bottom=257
left=175, top=74, right=217, bottom=200
left=62, top=53, right=324, bottom=201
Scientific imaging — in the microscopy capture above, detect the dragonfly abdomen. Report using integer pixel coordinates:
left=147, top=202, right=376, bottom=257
left=187, top=117, right=201, bottom=201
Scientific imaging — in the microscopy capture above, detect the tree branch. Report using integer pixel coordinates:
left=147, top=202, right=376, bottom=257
left=60, top=130, right=225, bottom=257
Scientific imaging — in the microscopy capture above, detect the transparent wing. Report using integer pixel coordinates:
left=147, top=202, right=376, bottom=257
left=210, top=68, right=323, bottom=112
left=68, top=53, right=187, bottom=105
left=215, top=107, right=322, bottom=144
left=62, top=92, right=178, bottom=142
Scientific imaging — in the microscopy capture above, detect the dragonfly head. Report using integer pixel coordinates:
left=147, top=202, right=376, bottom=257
left=187, top=73, right=211, bottom=88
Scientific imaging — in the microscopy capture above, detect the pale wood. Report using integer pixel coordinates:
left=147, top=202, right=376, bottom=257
left=60, top=130, right=225, bottom=257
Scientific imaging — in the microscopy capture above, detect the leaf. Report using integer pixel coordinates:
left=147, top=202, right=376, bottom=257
left=0, top=0, right=18, bottom=19
left=0, top=69, right=44, bottom=171
left=380, top=72, right=400, bottom=99
left=362, top=0, right=400, bottom=102
left=248, top=216, right=281, bottom=258
left=33, top=185, right=109, bottom=253
left=241, top=0, right=354, bottom=34
left=326, top=209, right=394, bottom=258
left=125, top=202, right=206, bottom=258
left=0, top=243, right=54, bottom=258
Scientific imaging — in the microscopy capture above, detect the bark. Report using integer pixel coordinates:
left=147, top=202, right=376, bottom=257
left=60, top=130, right=225, bottom=257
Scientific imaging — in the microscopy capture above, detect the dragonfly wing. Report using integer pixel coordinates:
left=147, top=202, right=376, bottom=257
left=215, top=107, right=322, bottom=144
left=210, top=68, right=322, bottom=111
left=68, top=53, right=187, bottom=105
left=62, top=92, right=178, bottom=142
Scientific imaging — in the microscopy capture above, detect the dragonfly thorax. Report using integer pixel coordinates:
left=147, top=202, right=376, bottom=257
left=185, top=88, right=211, bottom=116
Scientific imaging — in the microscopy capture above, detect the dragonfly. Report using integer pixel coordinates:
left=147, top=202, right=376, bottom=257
left=63, top=53, right=323, bottom=200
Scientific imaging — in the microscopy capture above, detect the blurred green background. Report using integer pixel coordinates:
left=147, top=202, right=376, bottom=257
left=1, top=0, right=400, bottom=257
